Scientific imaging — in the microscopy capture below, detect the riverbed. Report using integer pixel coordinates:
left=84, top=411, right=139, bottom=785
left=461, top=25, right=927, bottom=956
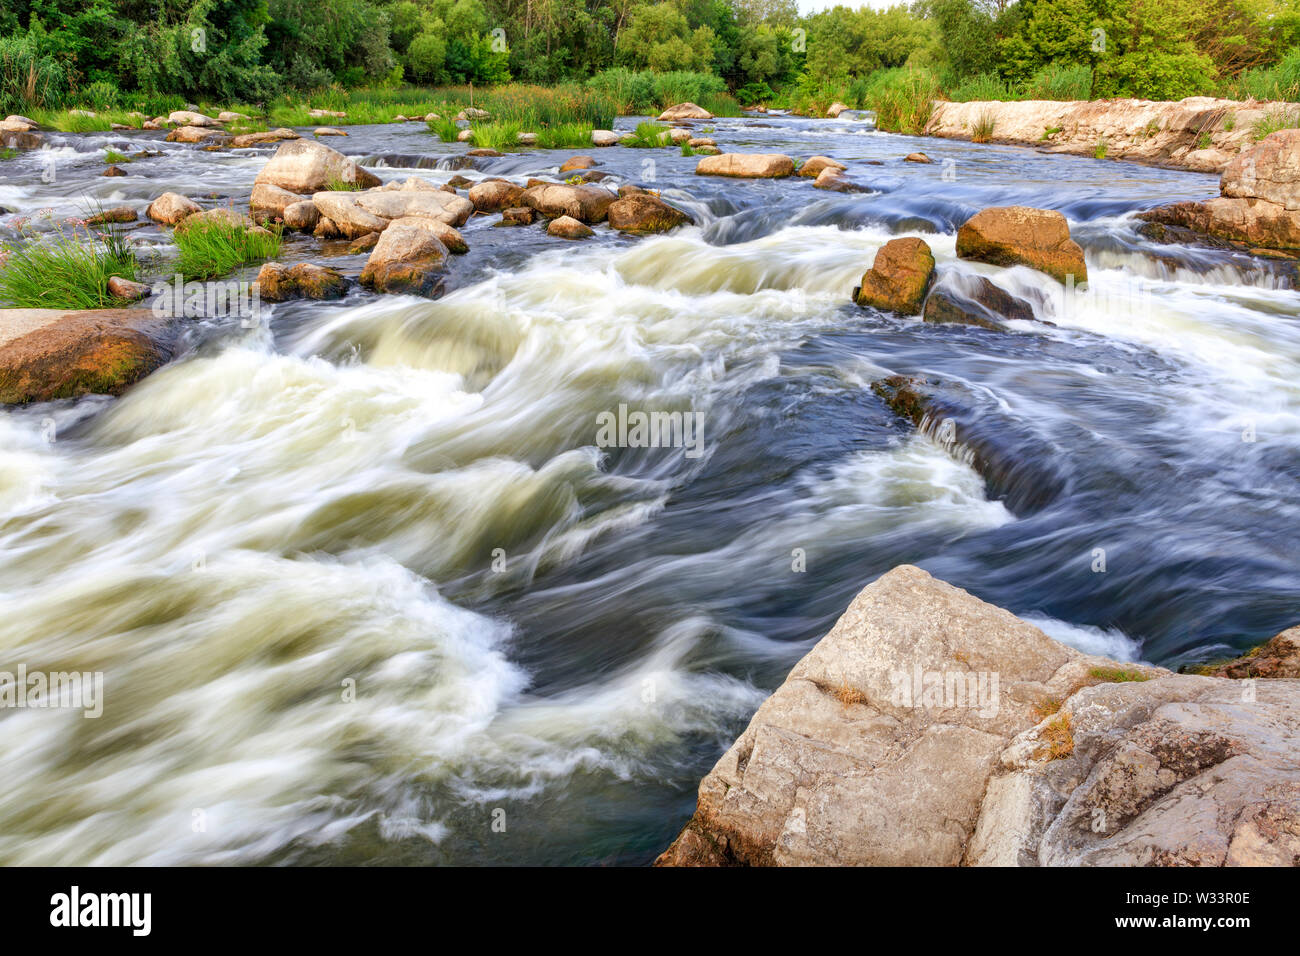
left=0, top=113, right=1297, bottom=865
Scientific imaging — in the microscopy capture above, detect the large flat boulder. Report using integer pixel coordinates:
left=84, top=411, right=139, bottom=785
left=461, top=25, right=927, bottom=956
left=311, top=180, right=473, bottom=239
left=956, top=206, right=1087, bottom=284
left=658, top=565, right=1300, bottom=867
left=1140, top=130, right=1300, bottom=251
left=852, top=237, right=935, bottom=315
left=0, top=309, right=176, bottom=405
left=695, top=153, right=795, bottom=178
left=254, top=139, right=381, bottom=194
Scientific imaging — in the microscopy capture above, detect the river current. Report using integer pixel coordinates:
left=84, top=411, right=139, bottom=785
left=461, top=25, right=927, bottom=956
left=0, top=113, right=1297, bottom=864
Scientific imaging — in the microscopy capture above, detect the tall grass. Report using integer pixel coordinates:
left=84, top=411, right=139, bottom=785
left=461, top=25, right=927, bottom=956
left=0, top=35, right=67, bottom=115
left=865, top=68, right=943, bottom=135
left=971, top=110, right=996, bottom=143
left=466, top=121, right=523, bottom=151
left=622, top=121, right=671, bottom=148
left=1024, top=64, right=1093, bottom=100
left=0, top=215, right=138, bottom=309
left=948, top=72, right=1015, bottom=103
left=173, top=218, right=281, bottom=280
left=585, top=69, right=737, bottom=116
left=29, top=109, right=146, bottom=132
left=428, top=116, right=462, bottom=142
left=535, top=123, right=594, bottom=149
left=1229, top=48, right=1300, bottom=102
left=1251, top=107, right=1300, bottom=141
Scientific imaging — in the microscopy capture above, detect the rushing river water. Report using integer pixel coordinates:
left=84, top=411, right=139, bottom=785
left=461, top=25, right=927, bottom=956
left=0, top=113, right=1297, bottom=865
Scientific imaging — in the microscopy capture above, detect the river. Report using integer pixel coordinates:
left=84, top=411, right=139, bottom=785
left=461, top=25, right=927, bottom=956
left=0, top=112, right=1297, bottom=865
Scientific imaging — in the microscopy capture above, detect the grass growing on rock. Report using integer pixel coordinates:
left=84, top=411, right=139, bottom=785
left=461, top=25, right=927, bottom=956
left=1251, top=107, right=1300, bottom=141
left=0, top=215, right=139, bottom=308
left=1034, top=711, right=1075, bottom=761
left=1087, top=666, right=1150, bottom=683
left=173, top=218, right=281, bottom=281
left=535, top=123, right=595, bottom=149
left=467, top=121, right=523, bottom=152
left=103, top=148, right=131, bottom=164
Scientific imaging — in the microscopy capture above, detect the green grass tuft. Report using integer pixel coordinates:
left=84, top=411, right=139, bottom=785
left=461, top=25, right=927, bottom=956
left=623, top=121, right=671, bottom=148
left=0, top=215, right=138, bottom=309
left=173, top=218, right=281, bottom=281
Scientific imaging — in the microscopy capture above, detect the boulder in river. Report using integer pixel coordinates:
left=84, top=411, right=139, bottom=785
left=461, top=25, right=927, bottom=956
left=520, top=183, right=617, bottom=223
left=168, top=110, right=218, bottom=127
left=800, top=155, right=846, bottom=178
left=956, top=206, right=1087, bottom=284
left=812, top=167, right=870, bottom=193
left=496, top=206, right=537, bottom=227
left=592, top=130, right=619, bottom=147
left=256, top=262, right=349, bottom=301
left=695, top=153, right=795, bottom=178
left=547, top=215, right=594, bottom=239
left=826, top=102, right=849, bottom=118
left=359, top=217, right=451, bottom=297
left=166, top=125, right=227, bottom=144
left=657, top=564, right=1300, bottom=866
left=1138, top=129, right=1300, bottom=252
left=255, top=139, right=381, bottom=194
left=230, top=129, right=299, bottom=149
left=146, top=192, right=202, bottom=225
left=904, top=152, right=933, bottom=163
left=468, top=180, right=525, bottom=212
left=658, top=102, right=713, bottom=121
left=606, top=194, right=693, bottom=234
left=0, top=308, right=176, bottom=405
left=101, top=165, right=127, bottom=177
left=314, top=127, right=347, bottom=137
left=312, top=181, right=473, bottom=238
left=852, top=237, right=936, bottom=315
left=106, top=277, right=149, bottom=302
left=87, top=206, right=138, bottom=226
left=1, top=129, right=43, bottom=150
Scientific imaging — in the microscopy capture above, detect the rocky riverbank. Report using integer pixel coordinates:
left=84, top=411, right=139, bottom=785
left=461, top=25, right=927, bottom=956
left=657, top=565, right=1300, bottom=867
left=924, top=97, right=1296, bottom=173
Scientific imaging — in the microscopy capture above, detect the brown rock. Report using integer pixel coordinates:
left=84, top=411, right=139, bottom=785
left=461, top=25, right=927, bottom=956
left=256, top=262, right=349, bottom=302
left=547, top=215, right=594, bottom=239
left=923, top=277, right=1036, bottom=331
left=249, top=183, right=302, bottom=224
left=0, top=309, right=175, bottom=404
left=359, top=217, right=451, bottom=296
left=956, top=206, right=1088, bottom=284
left=607, top=194, right=693, bottom=234
left=347, top=232, right=380, bottom=253
left=559, top=156, right=597, bottom=173
left=1200, top=625, right=1300, bottom=679
left=230, top=128, right=299, bottom=149
left=146, top=192, right=202, bottom=225
left=800, top=155, right=846, bottom=178
left=101, top=165, right=127, bottom=177
left=904, top=152, right=933, bottom=163
left=496, top=206, right=536, bottom=227
left=106, top=276, right=149, bottom=301
left=86, top=206, right=138, bottom=226
left=468, top=180, right=524, bottom=213
left=695, top=153, right=795, bottom=178
left=658, top=102, right=713, bottom=121
left=282, top=200, right=320, bottom=231
left=520, top=183, right=616, bottom=223
left=853, top=237, right=936, bottom=314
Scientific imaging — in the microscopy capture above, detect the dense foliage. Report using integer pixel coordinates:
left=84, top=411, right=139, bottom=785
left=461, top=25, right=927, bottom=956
left=2, top=0, right=1298, bottom=118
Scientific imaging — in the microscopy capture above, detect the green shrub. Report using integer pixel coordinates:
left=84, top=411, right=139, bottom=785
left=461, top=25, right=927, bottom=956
left=534, top=123, right=593, bottom=149
left=947, top=72, right=1014, bottom=102
left=1023, top=64, right=1092, bottom=101
left=428, top=115, right=462, bottom=142
left=466, top=120, right=523, bottom=151
left=0, top=215, right=138, bottom=309
left=863, top=67, right=942, bottom=135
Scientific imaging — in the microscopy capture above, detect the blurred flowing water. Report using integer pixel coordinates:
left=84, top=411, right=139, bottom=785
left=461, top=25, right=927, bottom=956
left=0, top=114, right=1297, bottom=864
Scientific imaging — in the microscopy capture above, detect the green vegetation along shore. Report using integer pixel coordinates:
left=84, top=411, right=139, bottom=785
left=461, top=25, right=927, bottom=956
left=3, top=1, right=1299, bottom=136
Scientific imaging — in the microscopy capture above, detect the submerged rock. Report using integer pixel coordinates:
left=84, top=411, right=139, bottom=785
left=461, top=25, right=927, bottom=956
left=658, top=564, right=1300, bottom=867
left=559, top=156, right=597, bottom=172
left=695, top=153, right=795, bottom=178
left=606, top=194, right=693, bottom=234
left=923, top=275, right=1036, bottom=331
left=87, top=205, right=138, bottom=226
left=904, top=152, right=932, bottom=163
left=956, top=206, right=1087, bottom=284
left=255, top=139, right=380, bottom=194
left=0, top=308, right=176, bottom=405
left=852, top=237, right=935, bottom=314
